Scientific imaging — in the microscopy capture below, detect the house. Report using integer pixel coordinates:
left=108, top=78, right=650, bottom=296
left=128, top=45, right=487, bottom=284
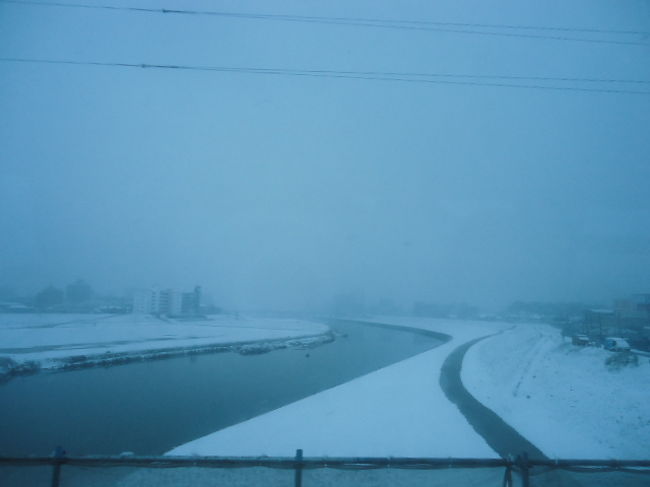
left=583, top=309, right=616, bottom=338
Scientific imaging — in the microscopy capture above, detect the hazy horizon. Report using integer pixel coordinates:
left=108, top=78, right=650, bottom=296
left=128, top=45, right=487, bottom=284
left=1, top=0, right=649, bottom=312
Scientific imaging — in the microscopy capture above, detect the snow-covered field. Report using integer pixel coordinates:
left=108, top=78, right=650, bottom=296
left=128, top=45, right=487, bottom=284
left=0, top=313, right=329, bottom=372
left=169, top=317, right=648, bottom=462
left=4, top=313, right=646, bottom=463
left=462, top=323, right=650, bottom=459
left=169, top=317, right=509, bottom=458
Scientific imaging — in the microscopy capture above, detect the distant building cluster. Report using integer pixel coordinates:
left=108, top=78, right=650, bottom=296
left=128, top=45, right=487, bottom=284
left=583, top=293, right=650, bottom=335
left=0, top=280, right=222, bottom=316
left=132, top=286, right=202, bottom=317
left=0, top=279, right=131, bottom=313
left=614, top=293, right=650, bottom=325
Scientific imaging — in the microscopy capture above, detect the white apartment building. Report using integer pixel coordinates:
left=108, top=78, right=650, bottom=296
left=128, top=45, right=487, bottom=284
left=132, top=286, right=201, bottom=316
left=132, top=288, right=182, bottom=316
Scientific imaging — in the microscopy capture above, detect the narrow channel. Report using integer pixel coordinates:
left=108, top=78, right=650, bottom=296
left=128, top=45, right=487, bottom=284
left=440, top=336, right=583, bottom=487
left=0, top=319, right=443, bottom=456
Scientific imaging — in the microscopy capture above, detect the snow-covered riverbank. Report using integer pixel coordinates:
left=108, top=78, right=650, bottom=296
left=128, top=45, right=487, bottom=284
left=462, top=323, right=650, bottom=459
left=0, top=313, right=329, bottom=377
left=7, top=314, right=645, bottom=461
left=169, top=317, right=509, bottom=458
left=169, top=317, right=649, bottom=461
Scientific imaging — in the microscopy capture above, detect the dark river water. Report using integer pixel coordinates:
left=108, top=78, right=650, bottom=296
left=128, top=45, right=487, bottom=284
left=0, top=319, right=442, bottom=456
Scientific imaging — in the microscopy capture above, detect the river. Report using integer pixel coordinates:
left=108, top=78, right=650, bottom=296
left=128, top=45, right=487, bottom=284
left=0, top=319, right=443, bottom=456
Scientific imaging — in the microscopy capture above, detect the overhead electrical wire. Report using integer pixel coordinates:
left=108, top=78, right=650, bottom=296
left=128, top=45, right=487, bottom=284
left=183, top=66, right=650, bottom=86
left=1, top=0, right=649, bottom=47
left=1, top=57, right=649, bottom=95
left=3, top=0, right=648, bottom=36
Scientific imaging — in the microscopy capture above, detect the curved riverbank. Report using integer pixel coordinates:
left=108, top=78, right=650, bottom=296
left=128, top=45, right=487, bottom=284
left=0, top=314, right=330, bottom=381
left=340, top=318, right=452, bottom=343
left=463, top=323, right=650, bottom=460
left=0, top=319, right=439, bottom=457
left=440, top=335, right=546, bottom=460
left=170, top=318, right=502, bottom=457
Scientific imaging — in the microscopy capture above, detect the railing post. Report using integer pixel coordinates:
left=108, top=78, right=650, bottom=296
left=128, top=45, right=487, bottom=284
left=294, top=449, right=303, bottom=487
left=502, top=464, right=513, bottom=487
left=516, top=452, right=530, bottom=487
left=50, top=446, right=66, bottom=487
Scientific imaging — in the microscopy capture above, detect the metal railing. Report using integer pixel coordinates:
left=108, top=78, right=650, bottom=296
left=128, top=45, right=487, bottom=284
left=1, top=449, right=650, bottom=487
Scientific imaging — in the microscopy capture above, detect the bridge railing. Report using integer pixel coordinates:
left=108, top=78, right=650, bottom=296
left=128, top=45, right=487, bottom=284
left=1, top=449, right=649, bottom=487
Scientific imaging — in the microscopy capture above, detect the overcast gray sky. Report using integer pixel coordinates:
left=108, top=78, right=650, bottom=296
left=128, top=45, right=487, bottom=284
left=1, top=0, right=649, bottom=311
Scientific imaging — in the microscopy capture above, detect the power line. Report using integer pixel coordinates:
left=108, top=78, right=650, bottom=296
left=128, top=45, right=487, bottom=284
left=4, top=0, right=648, bottom=36
left=2, top=57, right=648, bottom=87
left=2, top=0, right=649, bottom=48
left=2, top=57, right=649, bottom=95
left=228, top=67, right=650, bottom=85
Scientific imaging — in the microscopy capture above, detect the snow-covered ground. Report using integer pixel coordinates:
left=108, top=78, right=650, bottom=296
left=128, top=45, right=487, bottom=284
left=0, top=313, right=329, bottom=371
left=6, top=313, right=646, bottom=462
left=169, top=317, right=509, bottom=458
left=169, top=317, right=649, bottom=461
left=462, top=323, right=650, bottom=459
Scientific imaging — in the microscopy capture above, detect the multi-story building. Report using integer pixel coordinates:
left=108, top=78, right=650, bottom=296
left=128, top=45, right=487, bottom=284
left=181, top=286, right=202, bottom=316
left=132, top=287, right=191, bottom=316
left=615, top=293, right=650, bottom=328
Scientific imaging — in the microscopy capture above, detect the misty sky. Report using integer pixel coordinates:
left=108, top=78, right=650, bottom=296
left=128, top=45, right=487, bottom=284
left=1, top=0, right=649, bottom=311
